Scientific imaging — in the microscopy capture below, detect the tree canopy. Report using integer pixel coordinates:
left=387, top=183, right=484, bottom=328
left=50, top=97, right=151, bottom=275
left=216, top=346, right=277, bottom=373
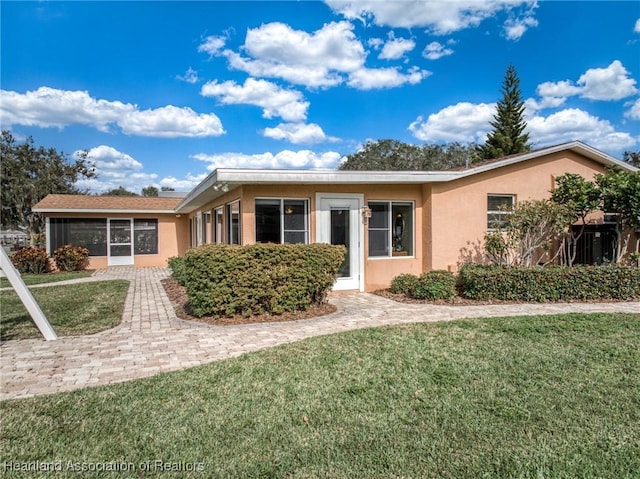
left=1, top=130, right=95, bottom=238
left=102, top=186, right=139, bottom=196
left=622, top=150, right=640, bottom=168
left=339, top=140, right=478, bottom=171
left=141, top=185, right=159, bottom=197
left=480, top=64, right=531, bottom=160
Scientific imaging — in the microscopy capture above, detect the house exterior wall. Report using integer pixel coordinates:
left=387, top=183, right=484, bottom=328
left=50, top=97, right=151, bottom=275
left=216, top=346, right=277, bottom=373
left=190, top=183, right=424, bottom=291
left=426, top=151, right=609, bottom=271
left=44, top=212, right=188, bottom=269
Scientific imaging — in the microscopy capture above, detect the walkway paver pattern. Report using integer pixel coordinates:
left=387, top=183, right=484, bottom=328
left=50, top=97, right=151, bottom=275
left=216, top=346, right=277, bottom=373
left=1, top=267, right=638, bottom=400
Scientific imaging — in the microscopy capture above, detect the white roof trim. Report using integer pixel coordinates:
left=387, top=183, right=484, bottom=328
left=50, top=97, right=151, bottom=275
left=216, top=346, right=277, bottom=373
left=32, top=208, right=177, bottom=214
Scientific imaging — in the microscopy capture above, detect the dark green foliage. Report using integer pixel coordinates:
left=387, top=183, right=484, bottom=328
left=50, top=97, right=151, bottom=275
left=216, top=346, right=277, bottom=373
left=390, top=271, right=456, bottom=301
left=182, top=243, right=345, bottom=318
left=339, top=139, right=478, bottom=171
left=10, top=246, right=50, bottom=274
left=1, top=130, right=95, bottom=237
left=102, top=186, right=138, bottom=196
left=412, top=270, right=457, bottom=301
left=460, top=265, right=640, bottom=301
left=52, top=244, right=89, bottom=271
left=623, top=150, right=640, bottom=167
left=141, top=185, right=159, bottom=196
left=480, top=64, right=531, bottom=160
left=167, top=256, right=187, bottom=286
left=389, top=273, right=419, bottom=295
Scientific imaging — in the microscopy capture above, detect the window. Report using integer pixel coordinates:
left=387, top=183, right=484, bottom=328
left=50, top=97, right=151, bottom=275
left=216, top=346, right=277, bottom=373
left=133, top=219, right=158, bottom=255
left=255, top=199, right=309, bottom=244
left=487, top=195, right=515, bottom=229
left=214, top=207, right=224, bottom=244
left=203, top=211, right=212, bottom=244
left=49, top=218, right=107, bottom=256
left=227, top=201, right=241, bottom=244
left=368, top=202, right=414, bottom=258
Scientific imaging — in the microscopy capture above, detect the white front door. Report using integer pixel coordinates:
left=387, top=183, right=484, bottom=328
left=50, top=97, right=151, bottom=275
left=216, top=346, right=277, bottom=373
left=108, top=219, right=134, bottom=266
left=316, top=194, right=363, bottom=291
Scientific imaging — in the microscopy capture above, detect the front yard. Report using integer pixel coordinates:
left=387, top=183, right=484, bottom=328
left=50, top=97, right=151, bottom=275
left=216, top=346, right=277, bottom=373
left=1, top=312, right=638, bottom=478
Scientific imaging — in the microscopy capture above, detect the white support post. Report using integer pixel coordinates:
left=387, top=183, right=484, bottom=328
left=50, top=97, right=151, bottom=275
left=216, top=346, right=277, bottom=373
left=0, top=247, right=58, bottom=341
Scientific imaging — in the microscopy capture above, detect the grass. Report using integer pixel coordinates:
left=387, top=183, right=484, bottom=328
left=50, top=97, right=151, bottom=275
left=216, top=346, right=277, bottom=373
left=1, top=312, right=639, bottom=478
left=0, top=280, right=129, bottom=340
left=0, top=270, right=93, bottom=288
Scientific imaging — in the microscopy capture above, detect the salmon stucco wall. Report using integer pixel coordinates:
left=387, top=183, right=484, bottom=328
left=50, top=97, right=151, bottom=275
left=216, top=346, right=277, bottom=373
left=426, top=151, right=608, bottom=271
left=193, top=183, right=425, bottom=291
left=45, top=212, right=188, bottom=269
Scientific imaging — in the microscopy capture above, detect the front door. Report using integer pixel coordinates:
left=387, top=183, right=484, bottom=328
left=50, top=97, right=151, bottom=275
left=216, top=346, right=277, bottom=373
left=108, top=219, right=134, bottom=266
left=317, top=194, right=363, bottom=291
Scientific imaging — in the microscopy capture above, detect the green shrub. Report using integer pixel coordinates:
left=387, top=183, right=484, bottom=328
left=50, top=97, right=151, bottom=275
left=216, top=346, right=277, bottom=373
left=52, top=244, right=89, bottom=271
left=460, top=265, right=640, bottom=301
left=10, top=246, right=50, bottom=274
left=182, top=243, right=345, bottom=318
left=390, top=274, right=419, bottom=296
left=412, top=270, right=457, bottom=301
left=167, top=256, right=187, bottom=286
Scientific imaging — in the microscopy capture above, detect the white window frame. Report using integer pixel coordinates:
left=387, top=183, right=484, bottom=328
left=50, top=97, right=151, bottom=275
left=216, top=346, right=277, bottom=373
left=255, top=197, right=310, bottom=244
left=487, top=194, right=515, bottom=230
left=367, top=200, right=415, bottom=259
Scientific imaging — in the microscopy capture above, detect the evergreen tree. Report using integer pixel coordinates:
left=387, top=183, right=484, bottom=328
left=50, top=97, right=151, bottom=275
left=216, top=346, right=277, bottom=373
left=480, top=64, right=531, bottom=160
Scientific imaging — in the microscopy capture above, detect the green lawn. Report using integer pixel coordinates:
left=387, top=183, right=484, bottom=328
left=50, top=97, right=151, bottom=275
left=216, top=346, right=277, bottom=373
left=0, top=270, right=93, bottom=288
left=1, top=313, right=639, bottom=478
left=0, top=280, right=129, bottom=340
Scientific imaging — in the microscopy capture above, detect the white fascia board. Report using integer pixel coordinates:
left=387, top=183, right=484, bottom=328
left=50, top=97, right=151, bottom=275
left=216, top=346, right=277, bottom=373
left=32, top=208, right=177, bottom=214
left=214, top=169, right=460, bottom=184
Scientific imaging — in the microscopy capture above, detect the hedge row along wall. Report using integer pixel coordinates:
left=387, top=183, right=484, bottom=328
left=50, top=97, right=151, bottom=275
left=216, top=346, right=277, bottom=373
left=182, top=243, right=345, bottom=318
left=459, top=265, right=640, bottom=302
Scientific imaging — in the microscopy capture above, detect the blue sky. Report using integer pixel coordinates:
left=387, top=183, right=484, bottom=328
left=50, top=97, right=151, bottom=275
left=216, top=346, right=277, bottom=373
left=2, top=1, right=639, bottom=193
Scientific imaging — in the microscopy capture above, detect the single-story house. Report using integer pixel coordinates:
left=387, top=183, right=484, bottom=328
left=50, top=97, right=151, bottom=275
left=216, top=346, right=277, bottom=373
left=33, top=141, right=639, bottom=291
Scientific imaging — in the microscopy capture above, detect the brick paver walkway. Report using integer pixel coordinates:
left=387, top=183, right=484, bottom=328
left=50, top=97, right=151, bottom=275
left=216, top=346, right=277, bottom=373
left=1, top=267, right=638, bottom=400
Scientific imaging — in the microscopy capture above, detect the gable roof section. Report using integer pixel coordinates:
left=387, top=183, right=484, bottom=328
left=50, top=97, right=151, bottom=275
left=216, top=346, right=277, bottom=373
left=175, top=141, right=637, bottom=213
left=32, top=194, right=182, bottom=213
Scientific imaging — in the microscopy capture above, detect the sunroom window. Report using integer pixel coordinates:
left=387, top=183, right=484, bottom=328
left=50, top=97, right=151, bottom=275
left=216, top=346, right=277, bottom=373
left=368, top=202, right=414, bottom=257
left=255, top=199, right=309, bottom=244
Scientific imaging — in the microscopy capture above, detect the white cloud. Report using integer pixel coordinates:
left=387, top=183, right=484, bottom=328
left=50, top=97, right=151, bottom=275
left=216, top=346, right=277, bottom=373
left=74, top=145, right=158, bottom=194
left=348, top=66, right=430, bottom=90
left=263, top=123, right=338, bottom=144
left=201, top=78, right=309, bottom=122
left=326, top=0, right=537, bottom=35
left=625, top=98, right=640, bottom=120
left=408, top=101, right=637, bottom=153
left=368, top=38, right=384, bottom=50
left=527, top=108, right=637, bottom=152
left=408, top=102, right=495, bottom=143
left=120, top=105, right=225, bottom=138
left=218, top=21, right=365, bottom=88
left=635, top=18, right=640, bottom=33
left=159, top=173, right=208, bottom=191
left=504, top=14, right=538, bottom=40
left=198, top=35, right=226, bottom=56
left=176, top=67, right=199, bottom=84
left=0, top=86, right=225, bottom=137
left=422, top=41, right=454, bottom=60
left=379, top=34, right=416, bottom=60
left=577, top=60, right=638, bottom=100
left=192, top=150, right=344, bottom=170
left=535, top=61, right=638, bottom=107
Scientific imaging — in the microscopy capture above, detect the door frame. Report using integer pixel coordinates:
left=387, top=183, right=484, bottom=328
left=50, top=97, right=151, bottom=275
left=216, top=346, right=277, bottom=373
left=315, top=193, right=364, bottom=292
left=107, top=218, right=134, bottom=266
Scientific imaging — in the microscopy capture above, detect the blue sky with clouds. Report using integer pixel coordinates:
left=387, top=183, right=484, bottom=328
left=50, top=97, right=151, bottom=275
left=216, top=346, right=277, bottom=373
left=2, top=1, right=639, bottom=193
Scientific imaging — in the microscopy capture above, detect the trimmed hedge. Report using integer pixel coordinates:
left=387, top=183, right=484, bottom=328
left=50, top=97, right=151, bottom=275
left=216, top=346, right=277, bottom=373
left=390, top=270, right=456, bottom=301
left=182, top=243, right=345, bottom=318
left=167, top=256, right=187, bottom=286
left=460, top=265, right=640, bottom=302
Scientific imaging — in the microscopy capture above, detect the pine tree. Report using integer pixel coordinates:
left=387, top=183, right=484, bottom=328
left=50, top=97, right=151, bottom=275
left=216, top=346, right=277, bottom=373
left=480, top=64, right=531, bottom=160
